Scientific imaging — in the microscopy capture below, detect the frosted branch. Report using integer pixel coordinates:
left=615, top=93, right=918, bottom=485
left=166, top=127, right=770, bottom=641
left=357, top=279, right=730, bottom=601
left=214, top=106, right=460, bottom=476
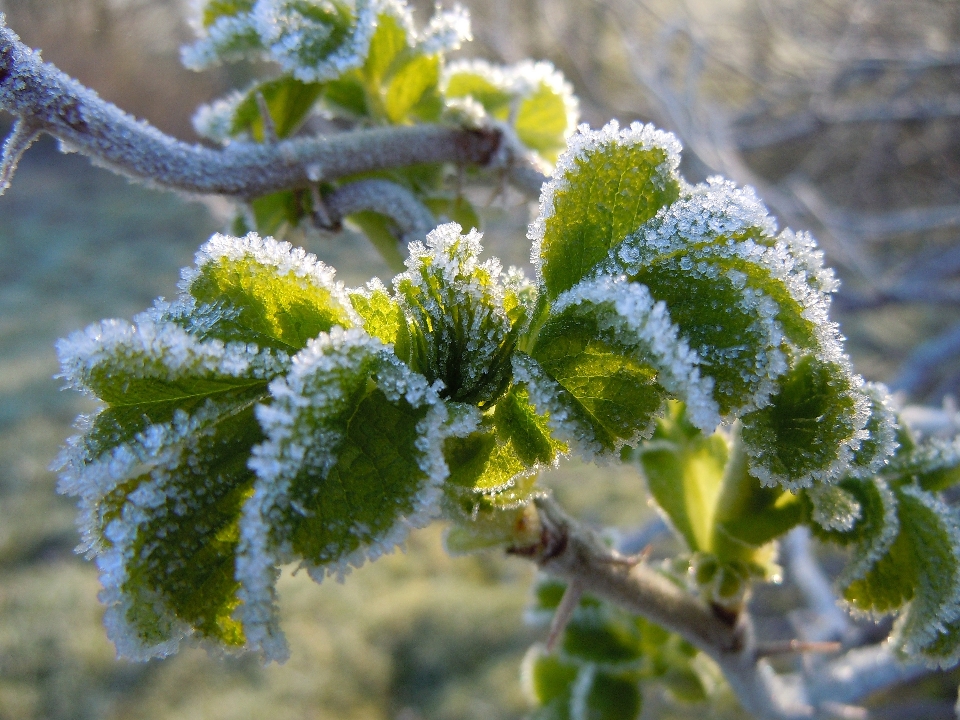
left=518, top=496, right=938, bottom=720
left=0, top=16, right=548, bottom=200
left=324, top=179, right=438, bottom=243
left=784, top=526, right=853, bottom=644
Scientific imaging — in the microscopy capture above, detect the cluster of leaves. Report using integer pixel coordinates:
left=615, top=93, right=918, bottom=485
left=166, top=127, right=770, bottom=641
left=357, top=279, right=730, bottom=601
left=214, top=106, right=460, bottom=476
left=522, top=577, right=716, bottom=720
left=183, top=0, right=578, bottom=256
left=53, top=11, right=960, bottom=711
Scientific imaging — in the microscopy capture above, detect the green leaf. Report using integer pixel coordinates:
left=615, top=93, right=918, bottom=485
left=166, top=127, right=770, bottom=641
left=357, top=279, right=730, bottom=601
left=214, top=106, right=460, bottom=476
left=575, top=669, right=643, bottom=720
left=322, top=72, right=369, bottom=117
left=384, top=54, right=440, bottom=123
left=886, top=436, right=960, bottom=493
left=525, top=276, right=723, bottom=459
left=237, top=329, right=450, bottom=659
left=493, top=385, right=566, bottom=467
left=741, top=354, right=867, bottom=489
left=806, top=483, right=862, bottom=532
left=848, top=382, right=900, bottom=477
left=810, top=476, right=899, bottom=592
left=231, top=77, right=324, bottom=141
left=524, top=645, right=579, bottom=706
left=515, top=79, right=572, bottom=163
left=249, top=190, right=306, bottom=236
left=363, top=12, right=411, bottom=86
left=423, top=195, right=481, bottom=233
left=185, top=232, right=356, bottom=351
left=443, top=63, right=512, bottom=119
left=201, top=0, right=254, bottom=26
left=532, top=121, right=681, bottom=300
left=110, top=393, right=263, bottom=655
left=349, top=280, right=403, bottom=345
left=607, top=180, right=848, bottom=418
left=444, top=425, right=526, bottom=496
left=637, top=403, right=728, bottom=554
left=347, top=211, right=407, bottom=273
left=262, top=0, right=358, bottom=82
left=843, top=484, right=960, bottom=663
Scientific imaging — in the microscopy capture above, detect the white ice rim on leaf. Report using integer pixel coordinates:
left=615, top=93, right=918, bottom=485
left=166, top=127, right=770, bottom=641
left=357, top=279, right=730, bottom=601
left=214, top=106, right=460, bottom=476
left=849, top=381, right=900, bottom=478
left=551, top=275, right=720, bottom=432
left=191, top=89, right=247, bottom=144
left=55, top=315, right=285, bottom=397
left=236, top=327, right=451, bottom=659
left=808, top=482, right=862, bottom=532
left=511, top=352, right=651, bottom=465
left=180, top=231, right=359, bottom=323
left=607, top=178, right=847, bottom=370
left=93, top=400, right=245, bottom=661
left=528, top=120, right=682, bottom=290
left=417, top=2, right=472, bottom=54
left=252, top=0, right=404, bottom=83
left=181, top=12, right=263, bottom=70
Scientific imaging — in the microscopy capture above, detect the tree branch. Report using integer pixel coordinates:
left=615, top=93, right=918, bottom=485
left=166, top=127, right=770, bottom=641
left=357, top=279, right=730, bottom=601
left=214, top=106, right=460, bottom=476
left=516, top=495, right=938, bottom=720
left=0, top=16, right=547, bottom=201
left=324, top=179, right=437, bottom=243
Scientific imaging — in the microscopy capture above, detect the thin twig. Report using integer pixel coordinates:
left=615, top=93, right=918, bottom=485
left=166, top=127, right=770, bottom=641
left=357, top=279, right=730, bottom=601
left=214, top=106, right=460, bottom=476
left=545, top=578, right=584, bottom=652
left=254, top=91, right=278, bottom=144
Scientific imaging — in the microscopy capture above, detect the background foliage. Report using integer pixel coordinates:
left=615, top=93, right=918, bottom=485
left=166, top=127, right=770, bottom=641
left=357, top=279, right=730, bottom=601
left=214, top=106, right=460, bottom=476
left=0, top=0, right=958, bottom=718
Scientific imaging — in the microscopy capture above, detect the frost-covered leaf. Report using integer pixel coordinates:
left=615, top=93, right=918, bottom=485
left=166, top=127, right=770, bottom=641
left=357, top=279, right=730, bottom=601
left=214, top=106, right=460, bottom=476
left=443, top=386, right=562, bottom=516
left=349, top=278, right=403, bottom=344
left=182, top=232, right=357, bottom=351
left=741, top=354, right=869, bottom=489
left=886, top=435, right=960, bottom=493
left=441, top=59, right=578, bottom=164
left=95, top=394, right=263, bottom=658
left=230, top=76, right=324, bottom=141
left=254, top=0, right=380, bottom=83
left=605, top=179, right=846, bottom=418
left=523, top=277, right=718, bottom=461
left=530, top=121, right=682, bottom=300
left=841, top=483, right=960, bottom=665
left=806, top=483, right=862, bottom=532
left=182, top=3, right=264, bottom=69
left=810, top=476, right=898, bottom=590
left=237, top=327, right=450, bottom=660
left=54, top=314, right=287, bottom=659
left=494, top=385, right=566, bottom=467
left=393, top=223, right=521, bottom=407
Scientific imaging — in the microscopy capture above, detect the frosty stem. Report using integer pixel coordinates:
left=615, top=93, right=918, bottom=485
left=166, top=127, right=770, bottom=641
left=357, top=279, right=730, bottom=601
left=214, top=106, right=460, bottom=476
left=0, top=16, right=546, bottom=200
left=523, top=495, right=928, bottom=720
